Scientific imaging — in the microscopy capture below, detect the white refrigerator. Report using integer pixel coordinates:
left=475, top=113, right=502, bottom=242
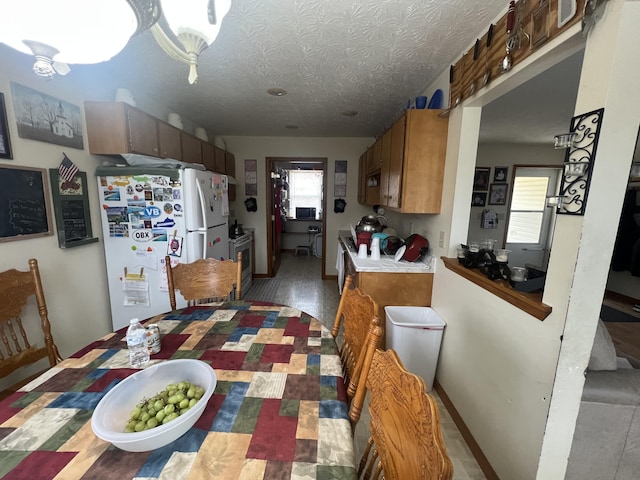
left=96, top=167, right=229, bottom=330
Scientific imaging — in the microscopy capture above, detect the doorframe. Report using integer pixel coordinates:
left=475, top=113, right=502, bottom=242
left=265, top=157, right=328, bottom=278
left=502, top=164, right=563, bottom=270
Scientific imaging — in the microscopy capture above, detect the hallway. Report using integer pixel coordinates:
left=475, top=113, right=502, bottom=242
left=268, top=253, right=488, bottom=480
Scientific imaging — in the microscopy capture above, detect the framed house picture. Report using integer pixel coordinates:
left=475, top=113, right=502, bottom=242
left=11, top=82, right=84, bottom=149
left=0, top=92, right=12, bottom=159
left=488, top=183, right=508, bottom=205
left=472, top=192, right=487, bottom=207
left=473, top=167, right=490, bottom=191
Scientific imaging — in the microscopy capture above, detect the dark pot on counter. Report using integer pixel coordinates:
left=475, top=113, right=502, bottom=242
left=355, top=215, right=384, bottom=234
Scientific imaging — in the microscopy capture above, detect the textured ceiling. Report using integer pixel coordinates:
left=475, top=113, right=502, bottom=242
left=77, top=0, right=511, bottom=138
left=2, top=0, right=583, bottom=142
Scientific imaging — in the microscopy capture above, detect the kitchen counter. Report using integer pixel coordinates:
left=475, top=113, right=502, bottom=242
left=338, top=230, right=433, bottom=273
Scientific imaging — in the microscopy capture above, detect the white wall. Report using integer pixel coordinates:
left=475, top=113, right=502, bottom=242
left=0, top=48, right=114, bottom=390
left=222, top=136, right=373, bottom=277
left=468, top=143, right=565, bottom=245
left=399, top=2, right=640, bottom=479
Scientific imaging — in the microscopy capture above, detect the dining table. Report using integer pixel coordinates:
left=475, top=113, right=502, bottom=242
left=0, top=300, right=357, bottom=479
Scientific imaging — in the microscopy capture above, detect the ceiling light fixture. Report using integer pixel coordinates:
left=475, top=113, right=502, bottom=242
left=267, top=88, right=288, bottom=97
left=0, top=0, right=231, bottom=84
left=151, top=0, right=232, bottom=84
left=0, top=1, right=159, bottom=79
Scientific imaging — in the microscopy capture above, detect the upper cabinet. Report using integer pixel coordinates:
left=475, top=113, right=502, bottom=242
left=180, top=132, right=203, bottom=164
left=84, top=102, right=237, bottom=178
left=85, top=102, right=162, bottom=157
left=359, top=109, right=448, bottom=213
left=157, top=122, right=182, bottom=159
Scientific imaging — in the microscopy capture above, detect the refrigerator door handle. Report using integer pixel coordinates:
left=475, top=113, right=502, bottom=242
left=194, top=175, right=207, bottom=231
left=200, top=230, right=207, bottom=260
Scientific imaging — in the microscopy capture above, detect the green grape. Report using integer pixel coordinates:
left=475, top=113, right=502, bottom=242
left=146, top=417, right=159, bottom=429
left=124, top=379, right=205, bottom=433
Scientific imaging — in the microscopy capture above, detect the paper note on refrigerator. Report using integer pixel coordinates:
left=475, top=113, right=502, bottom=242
left=122, top=271, right=150, bottom=306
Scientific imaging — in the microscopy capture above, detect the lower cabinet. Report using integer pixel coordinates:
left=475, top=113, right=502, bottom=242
left=343, top=245, right=433, bottom=348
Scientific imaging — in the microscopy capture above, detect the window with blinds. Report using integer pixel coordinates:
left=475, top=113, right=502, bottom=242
left=288, top=170, right=323, bottom=219
left=506, top=177, right=550, bottom=244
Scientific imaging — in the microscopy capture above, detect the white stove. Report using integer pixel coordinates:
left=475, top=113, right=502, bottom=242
left=229, top=232, right=252, bottom=292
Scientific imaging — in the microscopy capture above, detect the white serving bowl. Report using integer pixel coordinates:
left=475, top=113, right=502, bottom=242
left=91, top=359, right=216, bottom=452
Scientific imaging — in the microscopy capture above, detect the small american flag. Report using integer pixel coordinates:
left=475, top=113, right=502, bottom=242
left=59, top=154, right=79, bottom=182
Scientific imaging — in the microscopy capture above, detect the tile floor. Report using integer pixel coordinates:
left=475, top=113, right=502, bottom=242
left=271, top=252, right=487, bottom=479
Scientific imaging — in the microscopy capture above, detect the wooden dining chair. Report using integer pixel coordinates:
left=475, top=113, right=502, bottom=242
left=0, top=258, right=62, bottom=400
left=356, top=348, right=453, bottom=480
left=332, top=274, right=382, bottom=424
left=166, top=252, right=242, bottom=310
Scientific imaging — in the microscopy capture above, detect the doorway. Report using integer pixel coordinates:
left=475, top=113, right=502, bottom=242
left=504, top=165, right=562, bottom=270
left=265, top=157, right=328, bottom=278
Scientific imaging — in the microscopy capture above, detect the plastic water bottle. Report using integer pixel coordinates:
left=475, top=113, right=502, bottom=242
left=126, top=318, right=149, bottom=368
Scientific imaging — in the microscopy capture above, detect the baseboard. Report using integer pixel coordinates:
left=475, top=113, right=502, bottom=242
left=434, top=380, right=500, bottom=480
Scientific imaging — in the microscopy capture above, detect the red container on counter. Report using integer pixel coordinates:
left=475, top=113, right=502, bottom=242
left=356, top=232, right=372, bottom=252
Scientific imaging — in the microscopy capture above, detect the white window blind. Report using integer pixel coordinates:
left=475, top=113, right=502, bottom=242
left=507, top=177, right=549, bottom=243
left=288, top=170, right=322, bottom=218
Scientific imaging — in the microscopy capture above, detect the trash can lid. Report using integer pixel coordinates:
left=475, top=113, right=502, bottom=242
left=385, top=306, right=446, bottom=329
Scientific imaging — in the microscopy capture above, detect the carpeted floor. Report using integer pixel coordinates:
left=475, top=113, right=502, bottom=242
left=243, top=279, right=281, bottom=302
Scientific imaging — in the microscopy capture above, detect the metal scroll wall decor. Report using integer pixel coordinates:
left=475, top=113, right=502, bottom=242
left=555, top=107, right=605, bottom=216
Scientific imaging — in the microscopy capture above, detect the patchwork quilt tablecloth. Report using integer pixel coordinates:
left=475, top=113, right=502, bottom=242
left=0, top=301, right=356, bottom=479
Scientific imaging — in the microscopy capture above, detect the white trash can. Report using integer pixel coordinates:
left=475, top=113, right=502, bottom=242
left=385, top=306, right=446, bottom=391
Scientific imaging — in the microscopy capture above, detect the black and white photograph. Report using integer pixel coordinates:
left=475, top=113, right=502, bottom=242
left=0, top=92, right=12, bottom=159
left=488, top=183, right=508, bottom=205
left=494, top=166, right=508, bottom=182
left=10, top=82, right=84, bottom=149
left=471, top=191, right=487, bottom=207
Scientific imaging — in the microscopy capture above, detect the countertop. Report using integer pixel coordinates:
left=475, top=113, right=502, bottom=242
left=338, top=230, right=433, bottom=274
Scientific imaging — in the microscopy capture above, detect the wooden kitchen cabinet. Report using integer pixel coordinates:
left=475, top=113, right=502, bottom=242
left=379, top=128, right=396, bottom=207
left=157, top=121, right=182, bottom=159
left=358, top=153, right=367, bottom=204
left=85, top=101, right=160, bottom=157
left=225, top=151, right=236, bottom=201
left=357, top=109, right=448, bottom=213
left=181, top=133, right=203, bottom=164
left=85, top=101, right=239, bottom=177
left=214, top=146, right=227, bottom=174
left=201, top=142, right=216, bottom=171
left=341, top=240, right=433, bottom=348
left=389, top=109, right=448, bottom=213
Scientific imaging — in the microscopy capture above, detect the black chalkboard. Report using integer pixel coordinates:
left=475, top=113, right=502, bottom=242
left=0, top=165, right=52, bottom=241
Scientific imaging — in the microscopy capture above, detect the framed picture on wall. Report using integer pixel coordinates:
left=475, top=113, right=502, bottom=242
left=488, top=183, right=508, bottom=205
left=0, top=92, right=12, bottom=159
left=494, top=166, right=508, bottom=182
left=473, top=167, right=490, bottom=191
left=471, top=192, right=487, bottom=207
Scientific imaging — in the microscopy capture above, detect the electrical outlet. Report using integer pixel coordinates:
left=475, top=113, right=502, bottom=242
left=439, top=231, right=445, bottom=248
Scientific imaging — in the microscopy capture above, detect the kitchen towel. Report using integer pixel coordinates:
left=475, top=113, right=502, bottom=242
left=336, top=241, right=345, bottom=293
